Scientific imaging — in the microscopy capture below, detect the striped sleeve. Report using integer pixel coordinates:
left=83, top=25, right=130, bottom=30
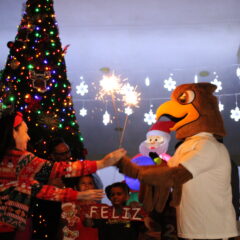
left=49, top=160, right=97, bottom=179
left=34, top=184, right=78, bottom=202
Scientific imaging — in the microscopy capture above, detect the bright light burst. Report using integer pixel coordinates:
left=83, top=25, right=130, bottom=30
left=121, top=84, right=141, bottom=108
left=98, top=73, right=122, bottom=99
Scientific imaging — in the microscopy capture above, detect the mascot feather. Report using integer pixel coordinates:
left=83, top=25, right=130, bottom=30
left=118, top=82, right=239, bottom=239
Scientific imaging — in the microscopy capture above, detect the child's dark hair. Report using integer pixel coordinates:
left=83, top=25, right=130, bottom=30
left=105, top=182, right=130, bottom=200
left=64, top=173, right=103, bottom=190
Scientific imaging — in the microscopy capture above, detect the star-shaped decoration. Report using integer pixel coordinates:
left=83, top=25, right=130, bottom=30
left=163, top=75, right=176, bottom=91
left=76, top=81, right=88, bottom=96
left=144, top=109, right=156, bottom=125
left=230, top=106, right=240, bottom=122
left=79, top=107, right=87, bottom=117
left=124, top=107, right=133, bottom=115
left=103, top=111, right=111, bottom=125
left=211, top=78, right=222, bottom=93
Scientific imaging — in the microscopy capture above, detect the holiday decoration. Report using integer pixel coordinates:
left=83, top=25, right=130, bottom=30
left=79, top=107, right=87, bottom=117
left=125, top=121, right=174, bottom=191
left=0, top=2, right=86, bottom=238
left=0, top=0, right=85, bottom=160
left=76, top=80, right=88, bottom=96
left=211, top=72, right=222, bottom=93
left=143, top=108, right=156, bottom=125
left=29, top=70, right=51, bottom=93
left=163, top=74, right=176, bottom=91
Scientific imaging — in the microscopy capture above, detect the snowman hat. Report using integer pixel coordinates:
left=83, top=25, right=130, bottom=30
left=146, top=121, right=175, bottom=137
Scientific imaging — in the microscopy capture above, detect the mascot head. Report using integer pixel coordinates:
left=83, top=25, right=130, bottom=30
left=156, top=82, right=225, bottom=140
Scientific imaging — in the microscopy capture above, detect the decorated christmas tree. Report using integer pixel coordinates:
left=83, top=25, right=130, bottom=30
left=0, top=0, right=85, bottom=159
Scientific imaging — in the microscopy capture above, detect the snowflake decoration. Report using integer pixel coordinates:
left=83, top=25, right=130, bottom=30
left=124, top=107, right=133, bottom=115
left=76, top=81, right=88, bottom=96
left=163, top=75, right=176, bottom=91
left=218, top=102, right=224, bottom=112
left=79, top=107, right=87, bottom=117
left=103, top=111, right=111, bottom=125
left=144, top=109, right=156, bottom=125
left=230, top=106, right=240, bottom=122
left=211, top=78, right=222, bottom=93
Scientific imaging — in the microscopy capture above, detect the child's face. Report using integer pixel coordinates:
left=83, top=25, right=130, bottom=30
left=109, top=187, right=129, bottom=207
left=78, top=176, right=95, bottom=191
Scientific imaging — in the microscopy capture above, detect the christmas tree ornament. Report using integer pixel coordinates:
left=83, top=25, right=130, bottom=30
left=29, top=70, right=51, bottom=93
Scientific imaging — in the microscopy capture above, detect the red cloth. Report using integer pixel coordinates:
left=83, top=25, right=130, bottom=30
left=0, top=149, right=97, bottom=232
left=76, top=219, right=98, bottom=240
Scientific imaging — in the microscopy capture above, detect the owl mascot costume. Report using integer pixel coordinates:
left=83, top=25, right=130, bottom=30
left=118, top=82, right=239, bottom=239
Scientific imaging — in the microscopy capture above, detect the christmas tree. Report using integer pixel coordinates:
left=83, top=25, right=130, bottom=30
left=0, top=0, right=85, bottom=159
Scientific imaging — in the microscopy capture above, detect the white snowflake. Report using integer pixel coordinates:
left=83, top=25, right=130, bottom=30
left=124, top=107, right=133, bottom=115
left=103, top=111, right=111, bottom=125
left=76, top=81, right=88, bottom=96
left=79, top=107, right=87, bottom=117
left=163, top=76, right=176, bottom=91
left=144, top=109, right=156, bottom=125
left=218, top=102, right=224, bottom=112
left=230, top=106, right=240, bottom=122
left=211, top=78, right=222, bottom=93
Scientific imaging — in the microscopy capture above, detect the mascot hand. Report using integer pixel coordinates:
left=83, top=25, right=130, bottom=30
left=139, top=182, right=154, bottom=212
left=170, top=165, right=193, bottom=207
left=116, top=155, right=140, bottom=178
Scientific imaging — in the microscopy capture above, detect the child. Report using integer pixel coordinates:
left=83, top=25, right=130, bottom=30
left=61, top=174, right=101, bottom=240
left=93, top=182, right=145, bottom=240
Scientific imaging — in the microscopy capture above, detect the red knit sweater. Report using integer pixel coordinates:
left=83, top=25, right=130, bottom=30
left=0, top=149, right=97, bottom=232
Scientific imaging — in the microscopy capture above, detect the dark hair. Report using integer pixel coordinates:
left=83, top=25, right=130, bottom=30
left=105, top=182, right=130, bottom=200
left=48, top=137, right=67, bottom=154
left=63, top=173, right=103, bottom=190
left=0, top=114, right=17, bottom=160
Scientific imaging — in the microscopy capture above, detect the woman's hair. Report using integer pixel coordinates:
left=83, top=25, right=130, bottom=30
left=0, top=113, right=17, bottom=160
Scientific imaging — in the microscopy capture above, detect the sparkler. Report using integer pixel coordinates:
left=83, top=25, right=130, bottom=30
left=97, top=72, right=125, bottom=134
left=119, top=84, right=141, bottom=147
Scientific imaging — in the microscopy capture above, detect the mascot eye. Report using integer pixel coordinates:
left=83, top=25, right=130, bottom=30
left=178, top=90, right=195, bottom=104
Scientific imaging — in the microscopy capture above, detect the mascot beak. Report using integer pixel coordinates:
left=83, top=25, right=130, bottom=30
left=156, top=100, right=199, bottom=131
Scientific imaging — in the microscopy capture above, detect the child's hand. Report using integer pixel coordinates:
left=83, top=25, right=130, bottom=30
left=77, top=189, right=104, bottom=201
left=97, top=148, right=127, bottom=169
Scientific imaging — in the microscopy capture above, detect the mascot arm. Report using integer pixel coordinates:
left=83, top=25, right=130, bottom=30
left=138, top=164, right=193, bottom=212
left=170, top=164, right=193, bottom=207
left=116, top=155, right=140, bottom=178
